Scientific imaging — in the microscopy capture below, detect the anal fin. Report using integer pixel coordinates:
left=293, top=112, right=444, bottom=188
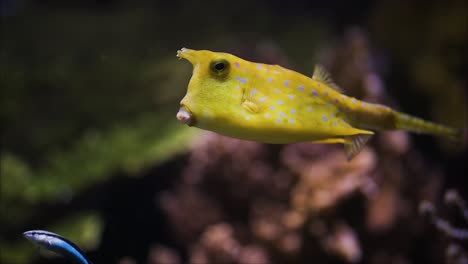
left=344, top=134, right=373, bottom=161
left=311, top=138, right=346, bottom=144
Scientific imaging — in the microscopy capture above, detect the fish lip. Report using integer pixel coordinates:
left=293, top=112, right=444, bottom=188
left=176, top=47, right=197, bottom=64
left=176, top=105, right=195, bottom=126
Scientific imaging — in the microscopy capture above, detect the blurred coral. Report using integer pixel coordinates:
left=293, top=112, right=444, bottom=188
left=321, top=222, right=362, bottom=263
left=152, top=28, right=463, bottom=264
left=420, top=189, right=468, bottom=264
left=190, top=224, right=241, bottom=264
left=287, top=146, right=376, bottom=213
left=3, top=2, right=466, bottom=263
left=158, top=187, right=224, bottom=243
left=148, top=245, right=181, bottom=264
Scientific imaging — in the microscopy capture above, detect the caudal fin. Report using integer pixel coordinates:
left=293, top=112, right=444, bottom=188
left=395, top=112, right=462, bottom=143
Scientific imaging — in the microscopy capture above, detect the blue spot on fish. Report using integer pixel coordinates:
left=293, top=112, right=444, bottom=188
left=289, top=118, right=295, bottom=124
left=270, top=105, right=275, bottom=110
left=284, top=80, right=290, bottom=87
left=236, top=76, right=247, bottom=83
left=279, top=112, right=286, bottom=117
left=307, top=107, right=312, bottom=112
left=256, top=65, right=262, bottom=70
left=267, top=77, right=273, bottom=82
left=322, top=116, right=328, bottom=122
left=251, top=89, right=257, bottom=96
left=234, top=62, right=240, bottom=68
left=291, top=109, right=296, bottom=114
left=276, top=118, right=281, bottom=124
left=312, top=90, right=318, bottom=96
left=277, top=100, right=284, bottom=105
left=298, top=85, right=304, bottom=91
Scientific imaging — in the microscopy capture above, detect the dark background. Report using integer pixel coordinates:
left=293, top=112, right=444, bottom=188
left=1, top=0, right=467, bottom=263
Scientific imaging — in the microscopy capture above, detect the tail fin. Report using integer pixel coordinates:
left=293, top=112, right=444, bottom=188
left=395, top=112, right=462, bottom=143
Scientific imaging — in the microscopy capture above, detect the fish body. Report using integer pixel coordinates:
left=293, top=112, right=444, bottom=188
left=176, top=48, right=460, bottom=159
left=23, top=230, right=92, bottom=264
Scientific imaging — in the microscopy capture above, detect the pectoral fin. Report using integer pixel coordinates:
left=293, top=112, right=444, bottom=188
left=343, top=134, right=374, bottom=160
left=242, top=100, right=261, bottom=113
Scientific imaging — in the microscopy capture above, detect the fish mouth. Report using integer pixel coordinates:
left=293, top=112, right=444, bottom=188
left=176, top=105, right=195, bottom=126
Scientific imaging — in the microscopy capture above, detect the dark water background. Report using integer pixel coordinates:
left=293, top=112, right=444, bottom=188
left=1, top=0, right=467, bottom=263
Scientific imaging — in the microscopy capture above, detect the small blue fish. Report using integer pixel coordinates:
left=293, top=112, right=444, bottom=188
left=23, top=230, right=92, bottom=264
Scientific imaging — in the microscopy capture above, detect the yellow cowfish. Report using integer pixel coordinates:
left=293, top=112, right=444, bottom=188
left=176, top=48, right=461, bottom=160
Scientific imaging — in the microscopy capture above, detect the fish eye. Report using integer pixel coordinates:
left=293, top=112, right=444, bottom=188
left=210, top=59, right=230, bottom=76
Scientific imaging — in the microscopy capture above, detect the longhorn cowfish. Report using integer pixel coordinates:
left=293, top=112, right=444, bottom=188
left=175, top=48, right=461, bottom=160
left=23, top=230, right=92, bottom=264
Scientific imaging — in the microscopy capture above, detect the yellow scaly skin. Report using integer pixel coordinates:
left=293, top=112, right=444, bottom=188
left=176, top=48, right=460, bottom=160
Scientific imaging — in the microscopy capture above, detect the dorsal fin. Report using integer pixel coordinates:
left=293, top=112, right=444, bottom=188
left=312, top=64, right=343, bottom=93
left=344, top=134, right=373, bottom=160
